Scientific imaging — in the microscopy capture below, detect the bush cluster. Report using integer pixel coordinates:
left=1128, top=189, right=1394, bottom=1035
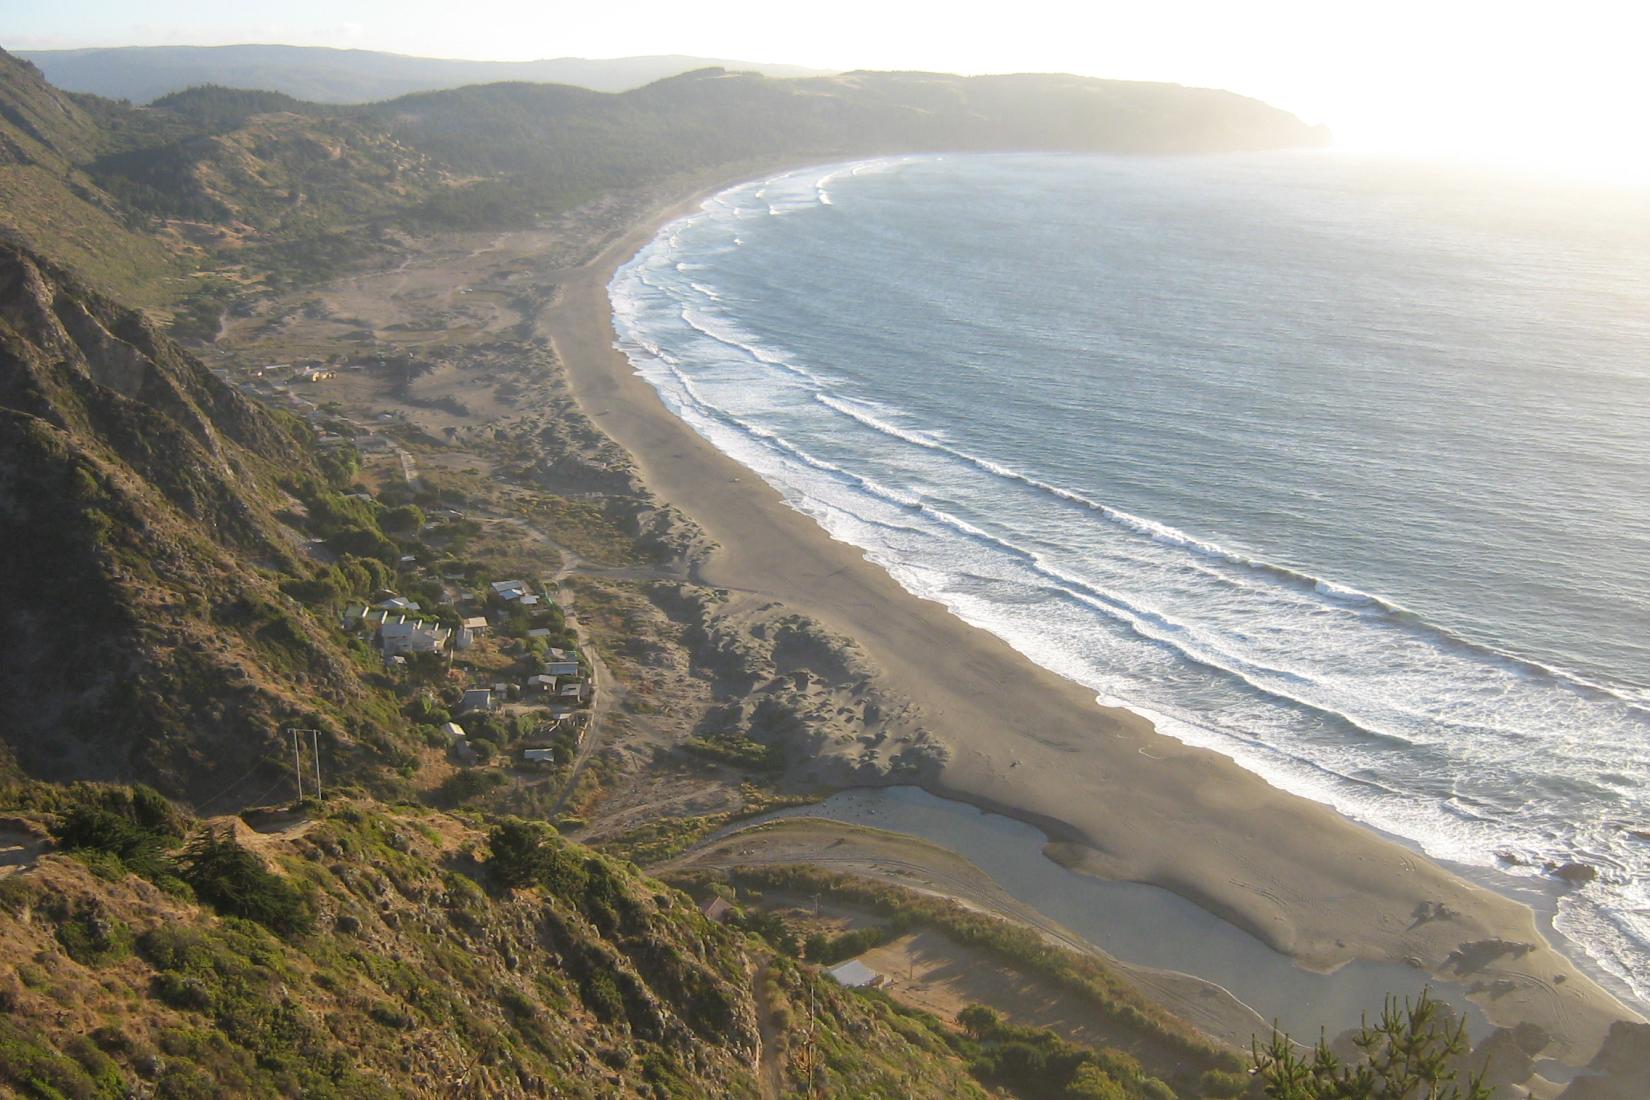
left=953, top=1005, right=1170, bottom=1100
left=179, top=828, right=313, bottom=936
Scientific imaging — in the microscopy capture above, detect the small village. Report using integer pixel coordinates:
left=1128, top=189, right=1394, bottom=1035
left=347, top=566, right=597, bottom=773
left=215, top=354, right=607, bottom=782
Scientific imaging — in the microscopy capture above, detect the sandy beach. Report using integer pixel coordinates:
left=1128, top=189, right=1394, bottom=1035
left=534, top=170, right=1649, bottom=1075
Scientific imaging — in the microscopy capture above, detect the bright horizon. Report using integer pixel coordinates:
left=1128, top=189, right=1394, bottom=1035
left=7, top=0, right=1650, bottom=182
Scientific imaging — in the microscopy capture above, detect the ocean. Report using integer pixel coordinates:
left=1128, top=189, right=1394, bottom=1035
left=609, top=152, right=1650, bottom=1006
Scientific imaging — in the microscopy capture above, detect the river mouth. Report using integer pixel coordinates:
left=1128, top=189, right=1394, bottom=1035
left=743, top=785, right=1491, bottom=1043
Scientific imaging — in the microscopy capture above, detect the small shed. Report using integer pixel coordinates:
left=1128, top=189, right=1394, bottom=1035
left=491, top=580, right=529, bottom=602
left=700, top=897, right=735, bottom=924
left=826, top=959, right=882, bottom=989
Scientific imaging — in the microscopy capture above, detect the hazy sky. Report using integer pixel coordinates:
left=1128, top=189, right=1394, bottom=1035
left=6, top=0, right=1648, bottom=177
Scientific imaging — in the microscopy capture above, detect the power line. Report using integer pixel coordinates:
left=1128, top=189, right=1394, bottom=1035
left=197, top=756, right=275, bottom=811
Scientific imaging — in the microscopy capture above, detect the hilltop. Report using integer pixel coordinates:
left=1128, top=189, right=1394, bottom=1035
left=19, top=44, right=833, bottom=104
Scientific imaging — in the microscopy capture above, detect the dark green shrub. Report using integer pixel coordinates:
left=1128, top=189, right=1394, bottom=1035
left=432, top=768, right=506, bottom=808
left=1251, top=989, right=1490, bottom=1100
left=579, top=971, right=625, bottom=1025
left=0, top=1024, right=102, bottom=1099
left=179, top=829, right=313, bottom=935
left=1200, top=1067, right=1250, bottom=1097
left=382, top=504, right=425, bottom=533
left=53, top=901, right=134, bottom=966
left=486, top=819, right=550, bottom=889
left=51, top=802, right=178, bottom=885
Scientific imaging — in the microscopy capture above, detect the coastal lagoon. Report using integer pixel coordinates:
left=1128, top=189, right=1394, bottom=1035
left=747, top=786, right=1494, bottom=1043
left=611, top=152, right=1650, bottom=1006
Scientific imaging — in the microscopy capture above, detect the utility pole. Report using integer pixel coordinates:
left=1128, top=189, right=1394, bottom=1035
left=285, top=729, right=323, bottom=803
left=289, top=728, right=303, bottom=801
left=804, top=976, right=818, bottom=1100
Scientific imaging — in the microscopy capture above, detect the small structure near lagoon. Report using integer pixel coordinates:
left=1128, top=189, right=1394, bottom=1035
left=825, top=959, right=884, bottom=989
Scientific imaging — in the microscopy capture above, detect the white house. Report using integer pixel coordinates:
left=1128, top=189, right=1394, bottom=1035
left=825, top=960, right=882, bottom=989
left=379, top=620, right=450, bottom=657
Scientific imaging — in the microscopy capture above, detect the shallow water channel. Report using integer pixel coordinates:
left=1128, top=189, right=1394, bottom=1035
left=747, top=786, right=1491, bottom=1042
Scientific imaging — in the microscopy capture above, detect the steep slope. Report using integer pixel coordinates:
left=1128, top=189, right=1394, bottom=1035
left=0, top=792, right=1000, bottom=1099
left=0, top=47, right=101, bottom=166
left=0, top=49, right=182, bottom=303
left=91, top=103, right=447, bottom=234
left=0, top=239, right=404, bottom=803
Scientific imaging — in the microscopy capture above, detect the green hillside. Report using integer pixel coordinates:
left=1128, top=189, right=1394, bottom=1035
left=0, top=786, right=1015, bottom=1099
left=0, top=237, right=428, bottom=801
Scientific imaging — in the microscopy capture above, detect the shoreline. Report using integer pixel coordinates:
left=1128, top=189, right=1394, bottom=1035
left=538, top=164, right=1642, bottom=1067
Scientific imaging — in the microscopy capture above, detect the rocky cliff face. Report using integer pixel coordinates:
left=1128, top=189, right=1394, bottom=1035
left=0, top=241, right=397, bottom=804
